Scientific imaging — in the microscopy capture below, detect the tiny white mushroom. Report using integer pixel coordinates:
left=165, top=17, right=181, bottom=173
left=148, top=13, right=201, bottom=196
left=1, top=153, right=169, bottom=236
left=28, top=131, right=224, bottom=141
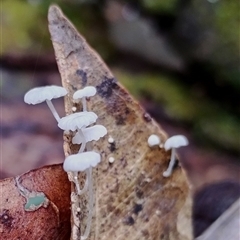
left=73, top=86, right=97, bottom=111
left=155, top=210, right=161, bottom=216
left=63, top=151, right=100, bottom=195
left=63, top=151, right=101, bottom=172
left=72, top=125, right=107, bottom=144
left=108, top=157, right=115, bottom=163
left=63, top=151, right=100, bottom=240
left=108, top=136, right=114, bottom=143
left=72, top=106, right=77, bottom=112
left=58, top=112, right=98, bottom=153
left=58, top=112, right=98, bottom=131
left=163, top=135, right=188, bottom=177
left=24, top=85, right=67, bottom=122
left=148, top=134, right=161, bottom=147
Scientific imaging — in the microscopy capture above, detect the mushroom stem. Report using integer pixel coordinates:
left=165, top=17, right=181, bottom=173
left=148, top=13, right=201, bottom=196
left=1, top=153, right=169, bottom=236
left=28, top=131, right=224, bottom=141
left=163, top=148, right=176, bottom=177
left=82, top=97, right=87, bottom=112
left=70, top=193, right=81, bottom=236
left=46, top=100, right=60, bottom=122
left=78, top=129, right=86, bottom=153
left=86, top=142, right=92, bottom=151
left=73, top=171, right=89, bottom=195
left=73, top=172, right=81, bottom=195
left=81, top=167, right=93, bottom=240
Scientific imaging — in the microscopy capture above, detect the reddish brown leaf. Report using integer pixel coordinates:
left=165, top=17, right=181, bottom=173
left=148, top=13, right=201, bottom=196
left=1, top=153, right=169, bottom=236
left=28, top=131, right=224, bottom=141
left=0, top=164, right=71, bottom=239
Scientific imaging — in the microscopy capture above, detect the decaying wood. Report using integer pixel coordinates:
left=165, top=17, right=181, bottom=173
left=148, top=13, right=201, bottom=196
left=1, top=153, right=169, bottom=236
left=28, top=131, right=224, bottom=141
left=48, top=5, right=192, bottom=240
left=0, top=164, right=71, bottom=239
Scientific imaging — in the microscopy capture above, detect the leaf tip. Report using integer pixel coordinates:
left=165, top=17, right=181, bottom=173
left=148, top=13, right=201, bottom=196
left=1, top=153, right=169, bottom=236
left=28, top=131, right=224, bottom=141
left=48, top=4, right=63, bottom=21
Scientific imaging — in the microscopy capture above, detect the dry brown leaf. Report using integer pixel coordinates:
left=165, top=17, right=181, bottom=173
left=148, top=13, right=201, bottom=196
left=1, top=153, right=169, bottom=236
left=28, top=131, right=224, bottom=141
left=48, top=5, right=192, bottom=240
left=0, top=164, right=71, bottom=239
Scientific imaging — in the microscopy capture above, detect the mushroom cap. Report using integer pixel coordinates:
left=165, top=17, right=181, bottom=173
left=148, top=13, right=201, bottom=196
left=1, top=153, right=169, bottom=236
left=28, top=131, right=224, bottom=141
left=72, top=125, right=107, bottom=144
left=148, top=134, right=161, bottom=147
left=73, top=86, right=97, bottom=99
left=63, top=151, right=101, bottom=172
left=58, top=112, right=98, bottom=131
left=24, top=85, right=67, bottom=104
left=164, top=135, right=188, bottom=150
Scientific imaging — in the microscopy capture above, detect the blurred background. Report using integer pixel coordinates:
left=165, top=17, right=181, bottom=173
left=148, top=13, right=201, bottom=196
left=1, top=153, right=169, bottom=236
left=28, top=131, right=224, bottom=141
left=1, top=0, right=239, bottom=189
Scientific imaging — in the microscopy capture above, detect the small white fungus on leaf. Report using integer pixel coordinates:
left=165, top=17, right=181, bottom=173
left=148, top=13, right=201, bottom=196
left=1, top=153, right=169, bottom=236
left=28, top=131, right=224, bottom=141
left=72, top=125, right=107, bottom=144
left=148, top=134, right=161, bottom=147
left=164, top=135, right=188, bottom=151
left=163, top=135, right=189, bottom=177
left=24, top=85, right=68, bottom=122
left=58, top=112, right=98, bottom=131
left=73, top=86, right=97, bottom=100
left=63, top=151, right=101, bottom=172
left=24, top=85, right=67, bottom=104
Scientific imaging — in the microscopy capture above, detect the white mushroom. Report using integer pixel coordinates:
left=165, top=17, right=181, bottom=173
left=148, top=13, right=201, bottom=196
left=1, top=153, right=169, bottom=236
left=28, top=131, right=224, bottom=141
left=63, top=151, right=101, bottom=172
left=63, top=151, right=100, bottom=195
left=108, top=157, right=115, bottom=163
left=58, top=112, right=98, bottom=153
left=108, top=136, right=114, bottom=143
left=73, top=86, right=97, bottom=111
left=24, top=85, right=67, bottom=122
left=148, top=134, right=161, bottom=147
left=72, top=125, right=107, bottom=144
left=58, top=112, right=98, bottom=131
left=163, top=135, right=188, bottom=177
left=63, top=151, right=100, bottom=240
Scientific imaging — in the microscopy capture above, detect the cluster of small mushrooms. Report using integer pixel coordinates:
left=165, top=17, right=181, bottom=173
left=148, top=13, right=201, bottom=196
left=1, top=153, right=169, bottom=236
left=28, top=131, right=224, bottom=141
left=24, top=85, right=107, bottom=240
left=24, top=84, right=188, bottom=239
left=148, top=134, right=188, bottom=177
